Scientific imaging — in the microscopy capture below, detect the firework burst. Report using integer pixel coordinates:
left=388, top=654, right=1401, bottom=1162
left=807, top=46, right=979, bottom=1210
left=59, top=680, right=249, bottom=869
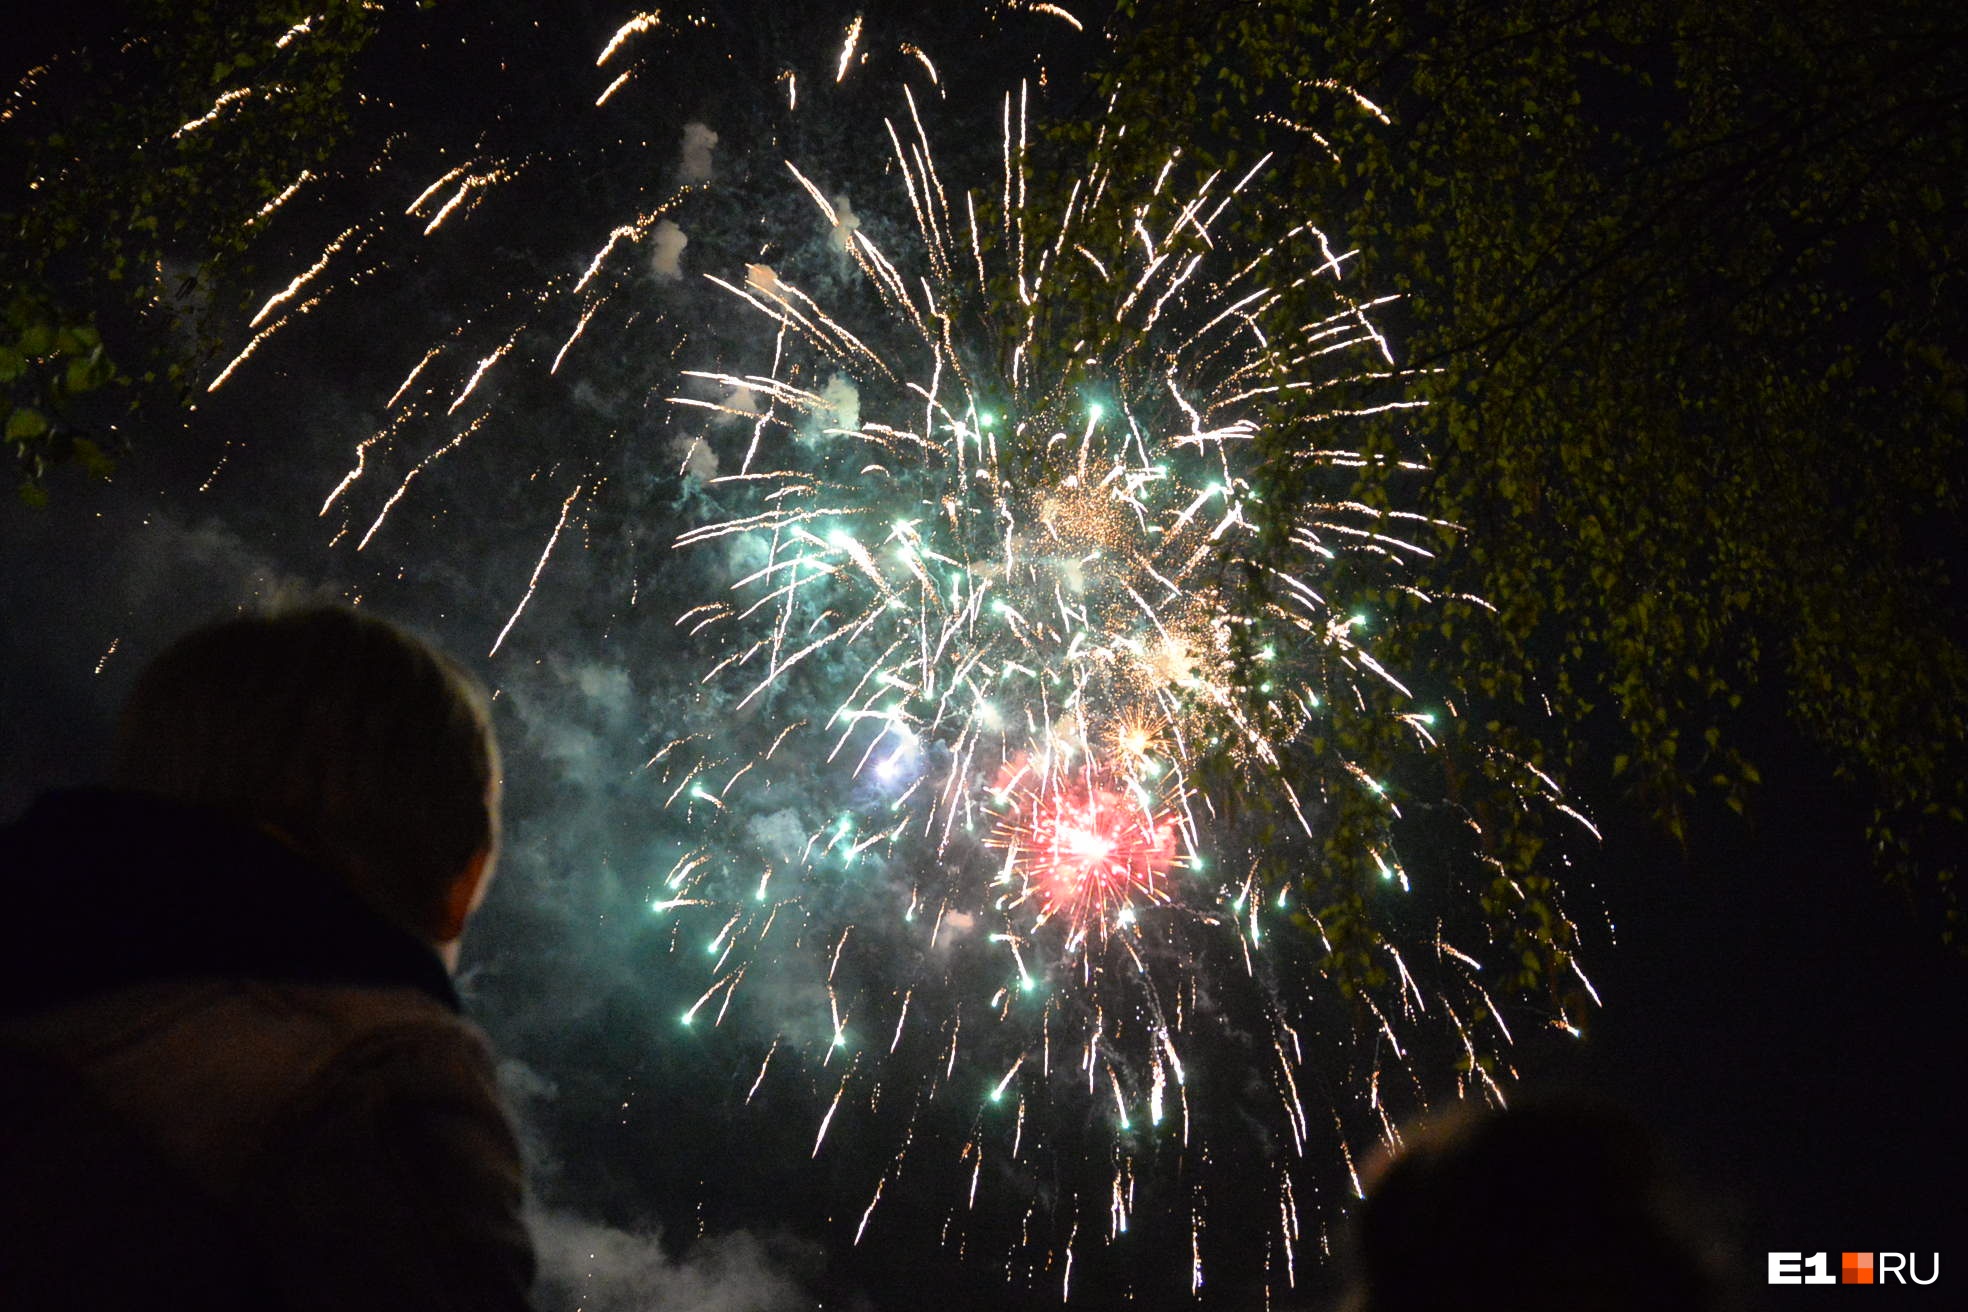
left=647, top=80, right=1562, bottom=1298
left=669, top=82, right=1415, bottom=912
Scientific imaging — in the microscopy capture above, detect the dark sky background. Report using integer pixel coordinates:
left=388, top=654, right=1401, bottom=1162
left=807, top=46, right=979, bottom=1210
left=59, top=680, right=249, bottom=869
left=3, top=5, right=1961, bottom=1311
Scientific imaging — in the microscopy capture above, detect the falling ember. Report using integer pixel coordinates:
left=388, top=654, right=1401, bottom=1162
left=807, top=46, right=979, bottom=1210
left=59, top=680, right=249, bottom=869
left=174, top=86, right=254, bottom=137
left=489, top=480, right=588, bottom=656
left=1019, top=3, right=1086, bottom=32
left=597, top=11, right=662, bottom=66
left=836, top=15, right=864, bottom=82
left=207, top=300, right=320, bottom=393
left=412, top=164, right=515, bottom=236
left=249, top=169, right=316, bottom=226
left=595, top=69, right=634, bottom=107
left=250, top=227, right=359, bottom=328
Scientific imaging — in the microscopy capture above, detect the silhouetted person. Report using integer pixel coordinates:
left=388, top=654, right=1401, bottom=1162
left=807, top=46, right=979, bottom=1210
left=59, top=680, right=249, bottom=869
left=1337, top=1100, right=1725, bottom=1312
left=0, top=607, right=533, bottom=1310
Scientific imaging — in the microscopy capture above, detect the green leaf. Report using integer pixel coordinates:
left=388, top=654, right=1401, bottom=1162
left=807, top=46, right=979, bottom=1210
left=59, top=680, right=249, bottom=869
left=64, top=353, right=108, bottom=394
left=6, top=407, right=50, bottom=441
left=72, top=437, right=116, bottom=480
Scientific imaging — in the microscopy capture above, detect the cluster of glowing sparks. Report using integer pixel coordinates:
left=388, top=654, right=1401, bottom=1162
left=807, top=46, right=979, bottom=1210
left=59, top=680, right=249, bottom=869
left=666, top=80, right=1421, bottom=919
left=646, top=77, right=1531, bottom=1299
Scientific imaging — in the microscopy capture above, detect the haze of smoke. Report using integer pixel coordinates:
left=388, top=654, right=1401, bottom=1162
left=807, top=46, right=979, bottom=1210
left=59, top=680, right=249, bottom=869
left=714, top=382, right=761, bottom=426
left=651, top=218, right=688, bottom=279
left=530, top=1212, right=819, bottom=1312
left=678, top=434, right=720, bottom=481
left=678, top=122, right=719, bottom=183
left=504, top=1062, right=824, bottom=1312
left=816, top=375, right=859, bottom=438
left=0, top=499, right=327, bottom=809
left=828, top=195, right=860, bottom=255
left=744, top=808, right=806, bottom=865
left=503, top=657, right=642, bottom=790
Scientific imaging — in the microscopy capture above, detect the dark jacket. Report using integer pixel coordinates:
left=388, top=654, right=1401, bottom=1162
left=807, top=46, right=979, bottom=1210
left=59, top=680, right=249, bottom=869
left=0, top=789, right=535, bottom=1310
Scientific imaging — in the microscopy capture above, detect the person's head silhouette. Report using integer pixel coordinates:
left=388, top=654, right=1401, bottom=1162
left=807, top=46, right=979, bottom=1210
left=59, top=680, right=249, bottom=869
left=113, top=604, right=501, bottom=965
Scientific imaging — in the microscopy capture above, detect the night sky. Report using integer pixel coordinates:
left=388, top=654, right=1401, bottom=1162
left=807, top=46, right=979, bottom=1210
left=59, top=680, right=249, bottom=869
left=4, top=5, right=1961, bottom=1310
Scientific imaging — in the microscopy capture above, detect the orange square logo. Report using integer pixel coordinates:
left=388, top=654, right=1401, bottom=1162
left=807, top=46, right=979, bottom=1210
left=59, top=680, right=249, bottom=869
left=1842, top=1252, right=1874, bottom=1285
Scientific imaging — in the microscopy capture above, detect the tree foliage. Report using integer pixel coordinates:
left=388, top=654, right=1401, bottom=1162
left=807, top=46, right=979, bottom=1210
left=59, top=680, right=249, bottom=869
left=1074, top=0, right=1968, bottom=942
left=3, top=0, right=384, bottom=501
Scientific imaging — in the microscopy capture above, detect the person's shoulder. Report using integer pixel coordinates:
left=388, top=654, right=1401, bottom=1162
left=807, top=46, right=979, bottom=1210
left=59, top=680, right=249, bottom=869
left=271, top=978, right=489, bottom=1054
left=4, top=978, right=496, bottom=1191
left=18, top=976, right=474, bottom=1088
left=274, top=982, right=505, bottom=1114
left=235, top=988, right=536, bottom=1310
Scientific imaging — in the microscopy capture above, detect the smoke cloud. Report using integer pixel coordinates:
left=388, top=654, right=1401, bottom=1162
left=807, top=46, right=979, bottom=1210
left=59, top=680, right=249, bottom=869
left=530, top=1212, right=818, bottom=1312
left=651, top=219, right=688, bottom=279
left=678, top=122, right=719, bottom=183
left=743, top=263, right=783, bottom=300
left=818, top=375, right=861, bottom=437
left=506, top=1061, right=823, bottom=1312
left=670, top=434, right=719, bottom=481
left=829, top=195, right=861, bottom=255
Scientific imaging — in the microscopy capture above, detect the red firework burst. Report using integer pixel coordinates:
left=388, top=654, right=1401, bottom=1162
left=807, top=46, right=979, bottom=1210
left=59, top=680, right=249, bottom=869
left=992, top=779, right=1182, bottom=932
